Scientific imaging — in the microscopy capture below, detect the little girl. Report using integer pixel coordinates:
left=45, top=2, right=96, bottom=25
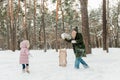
left=19, top=40, right=30, bottom=73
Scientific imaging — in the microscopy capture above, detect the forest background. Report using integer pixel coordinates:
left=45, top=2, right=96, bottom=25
left=0, top=0, right=120, bottom=53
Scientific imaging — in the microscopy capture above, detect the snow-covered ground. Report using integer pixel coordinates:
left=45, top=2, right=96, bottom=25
left=0, top=48, right=120, bottom=80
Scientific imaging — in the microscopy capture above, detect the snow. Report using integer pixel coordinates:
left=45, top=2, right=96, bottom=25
left=0, top=48, right=120, bottom=80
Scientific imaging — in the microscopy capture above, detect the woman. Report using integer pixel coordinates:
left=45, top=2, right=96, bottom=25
left=65, top=27, right=89, bottom=69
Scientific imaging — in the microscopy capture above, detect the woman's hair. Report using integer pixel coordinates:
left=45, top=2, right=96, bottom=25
left=73, top=26, right=78, bottom=32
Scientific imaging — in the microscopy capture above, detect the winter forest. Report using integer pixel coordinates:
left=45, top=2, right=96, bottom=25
left=0, top=0, right=120, bottom=53
left=0, top=0, right=120, bottom=80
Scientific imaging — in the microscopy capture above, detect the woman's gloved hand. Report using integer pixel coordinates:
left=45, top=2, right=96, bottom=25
left=71, top=40, right=76, bottom=43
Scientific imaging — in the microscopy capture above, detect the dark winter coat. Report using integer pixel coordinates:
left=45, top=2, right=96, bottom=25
left=73, top=33, right=85, bottom=57
left=65, top=33, right=85, bottom=58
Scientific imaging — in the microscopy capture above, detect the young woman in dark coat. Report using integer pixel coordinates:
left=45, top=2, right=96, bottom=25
left=65, top=27, right=89, bottom=69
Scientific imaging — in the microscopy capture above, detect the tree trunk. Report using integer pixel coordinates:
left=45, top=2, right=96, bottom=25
left=55, top=0, right=60, bottom=52
left=9, top=0, right=16, bottom=51
left=7, top=0, right=10, bottom=49
left=42, top=0, right=46, bottom=52
left=15, top=0, right=20, bottom=49
left=22, top=0, right=28, bottom=40
left=116, top=1, right=120, bottom=47
left=34, top=0, right=36, bottom=47
left=60, top=3, right=65, bottom=32
left=102, top=0, right=108, bottom=52
left=79, top=0, right=91, bottom=54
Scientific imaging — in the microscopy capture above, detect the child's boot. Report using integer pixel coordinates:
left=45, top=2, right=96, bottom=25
left=26, top=66, right=30, bottom=73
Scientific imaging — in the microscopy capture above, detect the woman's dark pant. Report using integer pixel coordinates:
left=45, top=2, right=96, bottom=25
left=22, top=64, right=29, bottom=69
